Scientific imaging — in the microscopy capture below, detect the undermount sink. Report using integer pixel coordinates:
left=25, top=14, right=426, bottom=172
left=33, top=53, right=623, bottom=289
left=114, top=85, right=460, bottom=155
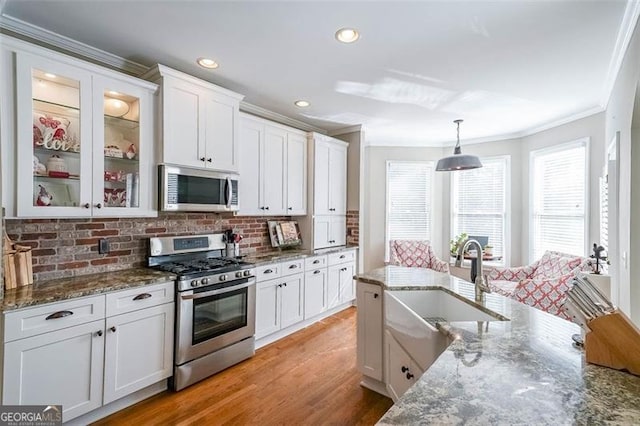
left=384, top=289, right=508, bottom=371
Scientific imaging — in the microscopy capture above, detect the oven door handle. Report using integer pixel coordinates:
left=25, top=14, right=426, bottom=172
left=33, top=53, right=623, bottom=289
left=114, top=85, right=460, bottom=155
left=180, top=281, right=253, bottom=300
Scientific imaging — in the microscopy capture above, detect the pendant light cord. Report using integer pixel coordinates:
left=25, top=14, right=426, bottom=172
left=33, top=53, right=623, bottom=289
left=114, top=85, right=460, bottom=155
left=453, top=119, right=463, bottom=155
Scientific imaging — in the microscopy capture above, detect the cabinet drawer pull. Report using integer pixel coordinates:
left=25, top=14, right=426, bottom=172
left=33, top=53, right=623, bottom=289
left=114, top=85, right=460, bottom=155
left=83, top=203, right=90, bottom=209
left=374, top=293, right=379, bottom=298
left=340, top=255, right=346, bottom=259
left=95, top=330, right=103, bottom=337
left=110, top=326, right=117, bottom=333
left=265, top=206, right=270, bottom=210
left=46, top=310, right=73, bottom=320
left=288, top=264, right=298, bottom=269
left=401, top=366, right=409, bottom=373
left=313, top=260, right=320, bottom=264
left=406, top=372, right=414, bottom=380
left=288, top=207, right=293, bottom=210
left=207, top=158, right=212, bottom=163
left=95, top=203, right=102, bottom=209
left=133, top=293, right=152, bottom=301
left=313, top=270, right=321, bottom=275
left=200, top=157, right=206, bottom=162
left=264, top=269, right=274, bottom=274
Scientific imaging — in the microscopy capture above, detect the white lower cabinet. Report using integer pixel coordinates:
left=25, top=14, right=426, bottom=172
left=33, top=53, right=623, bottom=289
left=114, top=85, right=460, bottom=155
left=103, top=303, right=174, bottom=404
left=356, top=282, right=383, bottom=381
left=327, top=261, right=355, bottom=309
left=3, top=319, right=105, bottom=421
left=385, top=330, right=422, bottom=402
left=304, top=268, right=327, bottom=319
left=2, top=282, right=175, bottom=422
left=255, top=272, right=304, bottom=339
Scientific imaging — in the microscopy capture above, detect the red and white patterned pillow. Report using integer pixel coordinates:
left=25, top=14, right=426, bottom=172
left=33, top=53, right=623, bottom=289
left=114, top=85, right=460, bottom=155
left=389, top=240, right=449, bottom=273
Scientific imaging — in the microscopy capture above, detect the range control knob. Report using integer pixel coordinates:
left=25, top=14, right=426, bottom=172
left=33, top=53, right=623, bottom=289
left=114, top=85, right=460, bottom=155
left=201, top=278, right=210, bottom=285
left=236, top=271, right=243, bottom=278
left=219, top=275, right=228, bottom=282
left=244, top=270, right=252, bottom=277
left=190, top=280, right=199, bottom=287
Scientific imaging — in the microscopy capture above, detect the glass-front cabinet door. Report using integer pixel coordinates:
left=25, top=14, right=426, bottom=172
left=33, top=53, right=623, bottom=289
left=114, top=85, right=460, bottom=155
left=92, top=76, right=152, bottom=216
left=14, top=52, right=154, bottom=218
left=16, top=52, right=93, bottom=217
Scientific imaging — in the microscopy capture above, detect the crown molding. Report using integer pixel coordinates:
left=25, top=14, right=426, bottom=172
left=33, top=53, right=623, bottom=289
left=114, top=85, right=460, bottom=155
left=328, top=125, right=363, bottom=136
left=601, top=0, right=640, bottom=108
left=0, top=13, right=149, bottom=75
left=239, top=102, right=327, bottom=134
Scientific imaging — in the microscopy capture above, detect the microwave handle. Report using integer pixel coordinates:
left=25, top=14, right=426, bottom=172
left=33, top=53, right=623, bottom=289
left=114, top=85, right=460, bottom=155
left=225, top=177, right=233, bottom=208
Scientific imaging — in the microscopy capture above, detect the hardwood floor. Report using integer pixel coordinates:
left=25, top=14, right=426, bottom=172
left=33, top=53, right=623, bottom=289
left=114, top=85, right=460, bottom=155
left=94, top=307, right=393, bottom=426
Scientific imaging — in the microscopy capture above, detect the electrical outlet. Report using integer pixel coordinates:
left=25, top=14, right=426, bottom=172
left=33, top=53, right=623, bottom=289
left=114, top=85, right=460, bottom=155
left=98, top=238, right=110, bottom=254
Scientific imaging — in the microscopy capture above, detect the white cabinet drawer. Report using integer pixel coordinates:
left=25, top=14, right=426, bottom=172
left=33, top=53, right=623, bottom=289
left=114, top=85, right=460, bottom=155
left=105, top=281, right=174, bottom=317
left=4, top=295, right=106, bottom=342
left=281, top=259, right=304, bottom=277
left=256, top=263, right=281, bottom=282
left=328, top=250, right=356, bottom=266
left=305, top=255, right=327, bottom=270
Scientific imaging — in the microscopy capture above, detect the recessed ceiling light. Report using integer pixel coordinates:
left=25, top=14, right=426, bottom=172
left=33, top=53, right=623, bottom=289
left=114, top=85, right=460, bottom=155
left=294, top=100, right=310, bottom=108
left=335, top=28, right=360, bottom=43
left=44, top=73, right=56, bottom=78
left=197, top=57, right=219, bottom=69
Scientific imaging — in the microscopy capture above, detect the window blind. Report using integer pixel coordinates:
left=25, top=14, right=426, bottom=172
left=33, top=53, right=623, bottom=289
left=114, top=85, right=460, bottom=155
left=451, top=157, right=508, bottom=261
left=531, top=141, right=587, bottom=261
left=385, top=161, right=433, bottom=260
left=600, top=175, right=608, bottom=250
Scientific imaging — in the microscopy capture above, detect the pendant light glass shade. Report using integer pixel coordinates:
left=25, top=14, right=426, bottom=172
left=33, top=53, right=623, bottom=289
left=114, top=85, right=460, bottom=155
left=436, top=119, right=482, bottom=171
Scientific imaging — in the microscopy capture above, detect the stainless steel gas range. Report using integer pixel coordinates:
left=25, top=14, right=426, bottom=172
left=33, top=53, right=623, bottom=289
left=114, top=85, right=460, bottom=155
left=148, top=234, right=255, bottom=391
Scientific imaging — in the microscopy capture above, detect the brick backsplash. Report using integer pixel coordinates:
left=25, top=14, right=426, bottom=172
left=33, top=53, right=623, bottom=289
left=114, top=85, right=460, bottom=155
left=5, top=213, right=290, bottom=282
left=347, top=210, right=359, bottom=245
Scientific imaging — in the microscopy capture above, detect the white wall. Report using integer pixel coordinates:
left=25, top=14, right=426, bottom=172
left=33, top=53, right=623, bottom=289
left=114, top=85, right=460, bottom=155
left=521, top=112, right=606, bottom=263
left=605, top=18, right=640, bottom=324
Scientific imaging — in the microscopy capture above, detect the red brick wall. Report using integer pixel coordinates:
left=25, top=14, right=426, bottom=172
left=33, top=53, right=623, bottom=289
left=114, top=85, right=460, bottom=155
left=5, top=213, right=289, bottom=282
left=347, top=210, right=359, bottom=245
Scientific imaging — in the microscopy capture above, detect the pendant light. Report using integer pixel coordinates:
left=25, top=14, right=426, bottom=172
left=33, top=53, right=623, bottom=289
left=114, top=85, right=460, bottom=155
left=436, top=119, right=482, bottom=171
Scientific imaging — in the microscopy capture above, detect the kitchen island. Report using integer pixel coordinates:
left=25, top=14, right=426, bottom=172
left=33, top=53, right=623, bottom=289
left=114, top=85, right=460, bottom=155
left=356, top=266, right=640, bottom=425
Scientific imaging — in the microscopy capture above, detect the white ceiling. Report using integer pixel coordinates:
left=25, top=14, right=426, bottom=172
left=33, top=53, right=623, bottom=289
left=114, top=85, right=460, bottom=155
left=0, top=1, right=632, bottom=146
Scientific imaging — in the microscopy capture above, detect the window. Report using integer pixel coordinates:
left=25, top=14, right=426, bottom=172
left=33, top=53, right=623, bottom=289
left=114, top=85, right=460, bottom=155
left=385, top=161, right=433, bottom=261
left=530, top=139, right=588, bottom=261
left=451, top=156, right=509, bottom=264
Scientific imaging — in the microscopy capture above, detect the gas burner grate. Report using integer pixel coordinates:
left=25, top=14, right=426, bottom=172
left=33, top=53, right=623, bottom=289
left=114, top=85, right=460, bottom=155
left=155, top=257, right=241, bottom=275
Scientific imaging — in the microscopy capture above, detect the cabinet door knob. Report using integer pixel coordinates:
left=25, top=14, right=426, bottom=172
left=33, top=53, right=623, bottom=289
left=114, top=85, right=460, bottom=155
left=314, top=270, right=321, bottom=274
left=374, top=293, right=379, bottom=298
left=264, top=269, right=273, bottom=274
left=401, top=366, right=409, bottom=373
left=313, top=260, right=320, bottom=264
left=340, top=255, right=346, bottom=259
left=110, top=326, right=117, bottom=333
left=406, top=372, right=414, bottom=380
left=277, top=284, right=283, bottom=288
left=283, top=282, right=287, bottom=287
left=265, top=206, right=269, bottom=210
left=95, top=203, right=102, bottom=209
left=289, top=264, right=297, bottom=269
left=260, top=207, right=265, bottom=210
left=207, top=158, right=212, bottom=163
left=95, top=330, right=103, bottom=337
left=288, top=207, right=293, bottom=210
left=200, top=157, right=206, bottom=162
left=83, top=203, right=90, bottom=209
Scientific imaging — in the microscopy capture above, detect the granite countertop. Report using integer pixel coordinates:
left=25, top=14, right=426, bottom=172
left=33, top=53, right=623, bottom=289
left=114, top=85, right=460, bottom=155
left=242, top=245, right=358, bottom=266
left=356, top=266, right=640, bottom=425
left=1, top=268, right=177, bottom=312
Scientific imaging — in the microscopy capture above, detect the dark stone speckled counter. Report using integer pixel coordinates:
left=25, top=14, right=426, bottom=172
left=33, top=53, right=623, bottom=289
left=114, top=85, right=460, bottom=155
left=356, top=266, right=640, bottom=425
left=242, top=245, right=358, bottom=266
left=1, top=268, right=176, bottom=312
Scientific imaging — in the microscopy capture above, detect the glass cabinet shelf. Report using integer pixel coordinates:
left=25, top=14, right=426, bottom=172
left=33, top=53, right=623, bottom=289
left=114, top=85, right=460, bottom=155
left=33, top=98, right=79, bottom=115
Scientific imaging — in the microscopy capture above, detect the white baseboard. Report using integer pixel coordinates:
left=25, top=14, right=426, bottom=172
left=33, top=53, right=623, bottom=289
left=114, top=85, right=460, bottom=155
left=256, top=301, right=355, bottom=350
left=67, top=380, right=167, bottom=425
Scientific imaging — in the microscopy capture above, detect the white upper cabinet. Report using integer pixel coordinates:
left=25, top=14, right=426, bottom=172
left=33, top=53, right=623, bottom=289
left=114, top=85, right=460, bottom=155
left=5, top=40, right=157, bottom=218
left=144, top=64, right=244, bottom=173
left=313, top=135, right=348, bottom=216
left=238, top=113, right=307, bottom=216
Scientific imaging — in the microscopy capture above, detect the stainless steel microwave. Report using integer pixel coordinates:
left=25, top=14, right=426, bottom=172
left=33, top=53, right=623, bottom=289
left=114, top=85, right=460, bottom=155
left=159, top=164, right=239, bottom=212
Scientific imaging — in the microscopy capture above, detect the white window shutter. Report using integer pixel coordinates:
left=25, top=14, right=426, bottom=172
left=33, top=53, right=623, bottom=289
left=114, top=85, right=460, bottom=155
left=385, top=161, right=433, bottom=260
left=451, top=157, right=508, bottom=262
left=531, top=141, right=587, bottom=260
